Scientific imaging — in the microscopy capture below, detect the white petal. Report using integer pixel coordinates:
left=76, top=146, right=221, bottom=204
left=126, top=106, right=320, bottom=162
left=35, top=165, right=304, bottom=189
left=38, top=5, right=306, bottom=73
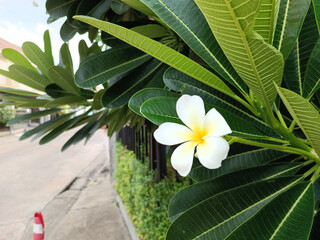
left=176, top=95, right=205, bottom=132
left=154, top=122, right=194, bottom=146
left=196, top=136, right=230, bottom=169
left=171, top=141, right=196, bottom=176
left=203, top=108, right=232, bottom=137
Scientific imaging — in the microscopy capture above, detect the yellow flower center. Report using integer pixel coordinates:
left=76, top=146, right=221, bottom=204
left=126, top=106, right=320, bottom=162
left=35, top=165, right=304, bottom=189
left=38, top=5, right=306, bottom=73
left=191, top=128, right=207, bottom=145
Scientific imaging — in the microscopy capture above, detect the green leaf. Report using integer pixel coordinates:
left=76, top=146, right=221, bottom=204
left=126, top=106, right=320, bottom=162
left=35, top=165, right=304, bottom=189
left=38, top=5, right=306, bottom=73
left=45, top=84, right=73, bottom=98
left=0, top=86, right=40, bottom=97
left=59, top=43, right=74, bottom=75
left=121, top=0, right=156, bottom=18
left=111, top=0, right=129, bottom=14
left=20, top=113, right=73, bottom=140
left=303, top=38, right=320, bottom=99
left=92, top=89, right=106, bottom=110
left=46, top=0, right=75, bottom=19
left=284, top=4, right=319, bottom=95
left=1, top=48, right=37, bottom=72
left=313, top=0, right=320, bottom=34
left=277, top=87, right=320, bottom=157
left=226, top=182, right=314, bottom=240
left=7, top=108, right=60, bottom=126
left=43, top=30, right=54, bottom=66
left=39, top=111, right=89, bottom=144
left=48, top=66, right=80, bottom=95
left=128, top=88, right=178, bottom=115
left=61, top=114, right=100, bottom=151
left=169, top=163, right=301, bottom=222
left=194, top=0, right=284, bottom=109
left=73, top=16, right=238, bottom=101
left=130, top=24, right=168, bottom=39
left=189, top=148, right=290, bottom=181
left=102, top=59, right=163, bottom=108
left=60, top=20, right=77, bottom=42
left=310, top=211, right=320, bottom=240
left=9, top=64, right=51, bottom=91
left=164, top=68, right=279, bottom=138
left=78, top=40, right=89, bottom=63
left=273, top=0, right=311, bottom=60
left=140, top=0, right=246, bottom=93
left=140, top=96, right=181, bottom=125
left=76, top=0, right=111, bottom=26
left=254, top=0, right=280, bottom=44
left=75, top=44, right=151, bottom=88
left=166, top=177, right=301, bottom=240
left=45, top=95, right=86, bottom=108
left=22, top=41, right=54, bottom=77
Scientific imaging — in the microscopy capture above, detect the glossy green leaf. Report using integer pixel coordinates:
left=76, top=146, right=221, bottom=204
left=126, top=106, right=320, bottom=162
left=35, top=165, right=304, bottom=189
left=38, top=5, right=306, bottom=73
left=189, top=148, right=290, bottom=181
left=76, top=0, right=111, bottom=26
left=226, top=182, right=314, bottom=240
left=75, top=44, right=151, bottom=88
left=102, top=59, right=163, bottom=108
left=195, top=0, right=284, bottom=109
left=140, top=0, right=246, bottom=93
left=59, top=43, right=74, bottom=75
left=43, top=30, right=54, bottom=66
left=1, top=48, right=37, bottom=72
left=45, top=95, right=86, bottom=108
left=128, top=88, right=178, bottom=115
left=46, top=0, right=75, bottom=19
left=17, top=100, right=51, bottom=108
left=78, top=40, right=89, bottom=63
left=277, top=87, right=320, bottom=156
left=284, top=4, right=319, bottom=95
left=111, top=0, right=129, bottom=15
left=92, top=89, right=106, bottom=110
left=166, top=177, right=301, bottom=240
left=273, top=0, right=311, bottom=60
left=313, top=0, right=320, bottom=33
left=9, top=65, right=51, bottom=91
left=73, top=16, right=238, bottom=101
left=121, top=0, right=155, bottom=18
left=254, top=0, right=280, bottom=44
left=310, top=211, right=320, bottom=240
left=22, top=41, right=54, bottom=77
left=60, top=20, right=77, bottom=42
left=45, top=84, right=72, bottom=98
left=130, top=24, right=168, bottom=39
left=169, top=163, right=302, bottom=222
left=0, top=86, right=40, bottom=97
left=164, top=68, right=279, bottom=138
left=20, top=113, right=73, bottom=141
left=303, top=38, right=320, bottom=99
left=48, top=66, right=80, bottom=95
left=7, top=108, right=60, bottom=126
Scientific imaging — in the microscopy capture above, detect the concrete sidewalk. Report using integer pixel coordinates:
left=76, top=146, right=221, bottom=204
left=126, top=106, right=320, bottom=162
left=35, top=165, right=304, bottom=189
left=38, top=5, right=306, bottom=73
left=0, top=129, right=130, bottom=240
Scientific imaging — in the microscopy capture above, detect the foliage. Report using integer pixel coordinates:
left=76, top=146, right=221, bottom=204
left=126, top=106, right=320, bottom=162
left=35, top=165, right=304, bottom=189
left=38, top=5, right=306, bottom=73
left=1, top=0, right=320, bottom=238
left=115, top=142, right=188, bottom=240
left=0, top=107, right=15, bottom=125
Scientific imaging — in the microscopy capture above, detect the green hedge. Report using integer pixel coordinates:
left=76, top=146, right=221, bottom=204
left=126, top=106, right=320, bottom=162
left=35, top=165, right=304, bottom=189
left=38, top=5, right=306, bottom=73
left=0, top=107, right=15, bottom=126
left=115, top=142, right=189, bottom=240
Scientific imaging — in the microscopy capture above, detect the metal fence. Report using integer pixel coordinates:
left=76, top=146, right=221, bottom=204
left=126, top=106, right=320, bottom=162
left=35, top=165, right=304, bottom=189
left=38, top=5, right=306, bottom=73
left=117, top=124, right=167, bottom=182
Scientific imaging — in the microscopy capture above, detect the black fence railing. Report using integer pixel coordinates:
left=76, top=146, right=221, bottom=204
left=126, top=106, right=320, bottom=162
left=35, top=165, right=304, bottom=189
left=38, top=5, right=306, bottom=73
left=117, top=124, right=167, bottom=182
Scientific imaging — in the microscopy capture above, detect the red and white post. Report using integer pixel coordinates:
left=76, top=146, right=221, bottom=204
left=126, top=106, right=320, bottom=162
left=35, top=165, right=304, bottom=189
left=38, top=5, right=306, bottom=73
left=33, top=212, right=44, bottom=240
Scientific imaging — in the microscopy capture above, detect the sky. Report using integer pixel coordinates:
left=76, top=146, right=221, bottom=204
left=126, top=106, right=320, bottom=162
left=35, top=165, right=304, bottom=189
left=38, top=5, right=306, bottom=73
left=0, top=0, right=89, bottom=67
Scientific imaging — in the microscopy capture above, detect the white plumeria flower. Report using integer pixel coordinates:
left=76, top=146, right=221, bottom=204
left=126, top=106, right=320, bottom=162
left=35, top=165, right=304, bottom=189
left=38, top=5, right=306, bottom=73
left=154, top=95, right=232, bottom=177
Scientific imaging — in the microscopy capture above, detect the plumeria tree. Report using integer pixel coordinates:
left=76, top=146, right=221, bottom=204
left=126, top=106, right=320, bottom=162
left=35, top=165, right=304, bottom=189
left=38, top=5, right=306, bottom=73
left=1, top=0, right=320, bottom=239
left=72, top=0, right=320, bottom=239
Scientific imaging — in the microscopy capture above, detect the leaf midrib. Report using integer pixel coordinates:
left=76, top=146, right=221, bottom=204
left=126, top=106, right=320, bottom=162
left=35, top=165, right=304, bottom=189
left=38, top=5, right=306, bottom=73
left=269, top=182, right=311, bottom=239
left=224, top=0, right=271, bottom=109
left=156, top=0, right=244, bottom=92
left=191, top=177, right=302, bottom=240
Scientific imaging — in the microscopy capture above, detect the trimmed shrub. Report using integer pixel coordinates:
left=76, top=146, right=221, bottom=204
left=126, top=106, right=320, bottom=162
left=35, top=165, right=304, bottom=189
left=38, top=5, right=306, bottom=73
left=0, top=107, right=15, bottom=126
left=115, top=142, right=189, bottom=240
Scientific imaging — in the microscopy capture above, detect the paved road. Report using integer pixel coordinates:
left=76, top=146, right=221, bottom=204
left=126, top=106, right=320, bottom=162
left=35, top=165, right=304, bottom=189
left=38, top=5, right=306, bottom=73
left=0, top=129, right=109, bottom=239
